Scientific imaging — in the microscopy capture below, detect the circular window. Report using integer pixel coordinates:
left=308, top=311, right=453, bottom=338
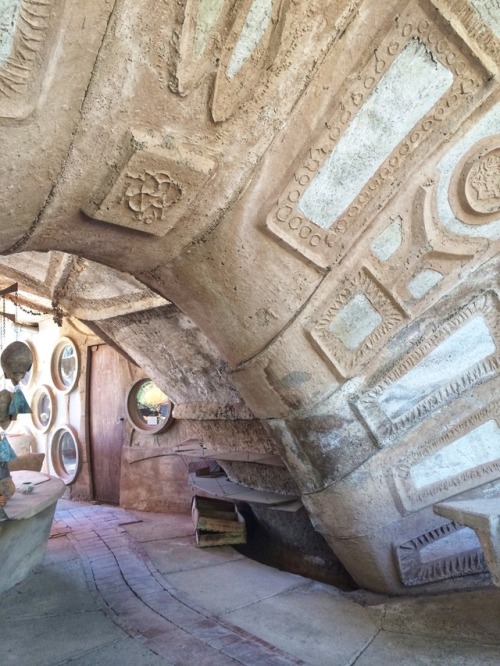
left=51, top=426, right=80, bottom=484
left=19, top=341, right=37, bottom=389
left=126, top=379, right=173, bottom=434
left=51, top=337, right=79, bottom=393
left=31, top=385, right=56, bottom=433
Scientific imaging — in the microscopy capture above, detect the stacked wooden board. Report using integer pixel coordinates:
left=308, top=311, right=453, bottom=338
left=192, top=495, right=246, bottom=547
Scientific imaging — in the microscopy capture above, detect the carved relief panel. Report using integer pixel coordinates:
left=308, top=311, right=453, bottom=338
left=307, top=268, right=406, bottom=379
left=391, top=400, right=500, bottom=514
left=395, top=521, right=487, bottom=586
left=353, top=292, right=500, bottom=447
left=264, top=0, right=495, bottom=269
left=0, top=0, right=58, bottom=118
left=84, top=130, right=217, bottom=237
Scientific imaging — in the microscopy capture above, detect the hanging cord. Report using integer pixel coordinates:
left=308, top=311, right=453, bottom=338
left=14, top=293, right=19, bottom=341
left=1, top=295, right=5, bottom=390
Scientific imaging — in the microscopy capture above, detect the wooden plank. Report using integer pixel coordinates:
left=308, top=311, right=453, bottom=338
left=191, top=495, right=246, bottom=534
left=195, top=528, right=246, bottom=547
left=193, top=496, right=235, bottom=512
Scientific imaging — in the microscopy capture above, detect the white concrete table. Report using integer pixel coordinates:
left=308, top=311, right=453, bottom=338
left=0, top=471, right=66, bottom=594
left=434, top=499, right=500, bottom=586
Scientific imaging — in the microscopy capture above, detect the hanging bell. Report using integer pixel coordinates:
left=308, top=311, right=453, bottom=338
left=1, top=341, right=33, bottom=386
left=0, top=389, right=12, bottom=430
left=0, top=434, right=17, bottom=463
left=8, top=386, right=31, bottom=421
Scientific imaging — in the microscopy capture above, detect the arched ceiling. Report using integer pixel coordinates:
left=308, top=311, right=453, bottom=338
left=1, top=0, right=500, bottom=595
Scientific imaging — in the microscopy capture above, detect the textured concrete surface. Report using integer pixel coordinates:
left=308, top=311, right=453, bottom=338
left=2, top=499, right=500, bottom=665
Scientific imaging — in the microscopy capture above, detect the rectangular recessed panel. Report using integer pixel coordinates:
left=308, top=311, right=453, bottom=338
left=379, top=317, right=496, bottom=421
left=371, top=217, right=403, bottom=261
left=0, top=0, right=21, bottom=64
left=410, top=420, right=500, bottom=490
left=298, top=39, right=453, bottom=228
left=407, top=269, right=443, bottom=299
left=227, top=0, right=273, bottom=78
left=329, top=293, right=382, bottom=351
left=418, top=527, right=481, bottom=564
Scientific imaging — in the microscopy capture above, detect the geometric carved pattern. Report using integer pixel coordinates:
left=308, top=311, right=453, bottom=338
left=353, top=292, right=500, bottom=446
left=265, top=0, right=492, bottom=268
left=85, top=130, right=217, bottom=237
left=0, top=0, right=55, bottom=118
left=391, top=400, right=500, bottom=513
left=396, top=521, right=487, bottom=586
left=309, top=268, right=406, bottom=379
left=391, top=185, right=478, bottom=308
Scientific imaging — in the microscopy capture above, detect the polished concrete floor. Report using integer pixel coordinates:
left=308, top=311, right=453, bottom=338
left=2, top=499, right=500, bottom=665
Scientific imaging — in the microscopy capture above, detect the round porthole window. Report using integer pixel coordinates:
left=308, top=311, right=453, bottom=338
left=51, top=426, right=80, bottom=484
left=126, top=379, right=173, bottom=434
left=31, top=385, right=56, bottom=433
left=51, top=337, right=79, bottom=393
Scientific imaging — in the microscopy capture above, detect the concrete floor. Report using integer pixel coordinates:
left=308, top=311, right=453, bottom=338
left=2, top=500, right=500, bottom=665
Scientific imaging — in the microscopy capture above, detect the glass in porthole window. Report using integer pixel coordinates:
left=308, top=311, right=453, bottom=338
left=19, top=364, right=32, bottom=388
left=38, top=392, right=52, bottom=429
left=58, top=344, right=77, bottom=389
left=51, top=426, right=79, bottom=484
left=136, top=380, right=172, bottom=427
left=59, top=430, right=77, bottom=476
left=31, top=385, right=55, bottom=432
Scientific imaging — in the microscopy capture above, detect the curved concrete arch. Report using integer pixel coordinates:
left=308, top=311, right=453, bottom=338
left=1, top=0, right=500, bottom=593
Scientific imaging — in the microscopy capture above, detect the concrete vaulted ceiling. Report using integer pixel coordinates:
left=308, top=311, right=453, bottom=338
left=1, top=0, right=500, bottom=594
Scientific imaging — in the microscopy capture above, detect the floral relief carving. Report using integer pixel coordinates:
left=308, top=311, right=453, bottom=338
left=85, top=130, right=217, bottom=237
left=466, top=151, right=500, bottom=214
left=450, top=135, right=500, bottom=226
left=125, top=171, right=183, bottom=225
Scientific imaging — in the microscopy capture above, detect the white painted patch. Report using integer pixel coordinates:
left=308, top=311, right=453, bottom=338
left=194, top=0, right=225, bottom=59
left=0, top=0, right=20, bottom=64
left=227, top=0, right=272, bottom=78
left=419, top=527, right=481, bottom=564
left=329, top=293, right=382, bottom=351
left=470, top=0, right=500, bottom=37
left=410, top=420, right=500, bottom=490
left=371, top=217, right=403, bottom=261
left=379, top=316, right=496, bottom=420
left=438, top=103, right=500, bottom=240
left=407, top=269, right=443, bottom=299
left=298, top=39, right=453, bottom=229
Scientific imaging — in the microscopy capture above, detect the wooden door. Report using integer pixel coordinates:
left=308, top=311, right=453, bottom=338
left=89, top=344, right=130, bottom=504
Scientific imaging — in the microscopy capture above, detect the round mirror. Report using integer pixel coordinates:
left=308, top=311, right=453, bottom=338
left=51, top=337, right=79, bottom=393
left=31, top=385, right=56, bottom=432
left=51, top=426, right=80, bottom=484
left=126, top=379, right=173, bottom=434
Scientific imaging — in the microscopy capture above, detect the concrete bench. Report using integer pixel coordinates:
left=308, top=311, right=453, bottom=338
left=434, top=498, right=500, bottom=586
